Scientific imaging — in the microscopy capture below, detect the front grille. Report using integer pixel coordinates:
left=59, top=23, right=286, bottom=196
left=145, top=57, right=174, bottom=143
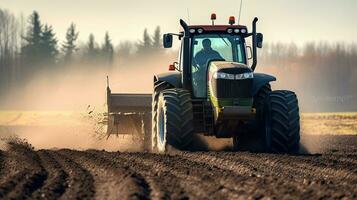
left=211, top=78, right=253, bottom=98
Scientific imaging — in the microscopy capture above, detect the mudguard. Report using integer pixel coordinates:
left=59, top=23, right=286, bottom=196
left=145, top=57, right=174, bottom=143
left=252, top=73, right=276, bottom=96
left=154, top=72, right=182, bottom=88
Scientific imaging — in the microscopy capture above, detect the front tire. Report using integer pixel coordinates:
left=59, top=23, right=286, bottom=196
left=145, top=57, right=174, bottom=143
left=148, top=80, right=171, bottom=151
left=263, top=90, right=300, bottom=153
left=152, top=89, right=194, bottom=153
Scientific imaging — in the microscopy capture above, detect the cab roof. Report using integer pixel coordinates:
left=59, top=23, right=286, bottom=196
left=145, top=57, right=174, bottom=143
left=179, top=25, right=249, bottom=35
left=188, top=25, right=247, bottom=32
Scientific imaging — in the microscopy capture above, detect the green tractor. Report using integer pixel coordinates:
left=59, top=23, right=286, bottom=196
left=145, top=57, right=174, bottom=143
left=106, top=14, right=300, bottom=154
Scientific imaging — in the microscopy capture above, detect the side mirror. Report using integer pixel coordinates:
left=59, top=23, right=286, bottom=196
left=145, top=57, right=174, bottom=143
left=163, top=34, right=173, bottom=48
left=257, top=33, right=263, bottom=48
left=246, top=46, right=253, bottom=59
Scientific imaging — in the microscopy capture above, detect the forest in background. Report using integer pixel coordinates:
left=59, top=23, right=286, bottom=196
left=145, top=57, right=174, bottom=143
left=257, top=42, right=356, bottom=112
left=0, top=8, right=356, bottom=112
left=0, top=9, right=165, bottom=91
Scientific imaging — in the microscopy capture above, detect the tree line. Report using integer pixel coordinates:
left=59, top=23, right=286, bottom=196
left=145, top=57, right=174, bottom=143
left=258, top=42, right=357, bottom=111
left=0, top=9, right=164, bottom=96
left=1, top=8, right=356, bottom=111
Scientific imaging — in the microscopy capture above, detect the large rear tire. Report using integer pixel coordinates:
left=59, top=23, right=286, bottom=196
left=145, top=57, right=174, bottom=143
left=263, top=90, right=300, bottom=153
left=152, top=89, right=194, bottom=153
left=146, top=80, right=171, bottom=151
left=233, top=84, right=271, bottom=152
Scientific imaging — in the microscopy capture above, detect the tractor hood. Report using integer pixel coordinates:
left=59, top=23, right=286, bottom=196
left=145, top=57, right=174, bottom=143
left=208, top=61, right=254, bottom=100
left=208, top=61, right=252, bottom=75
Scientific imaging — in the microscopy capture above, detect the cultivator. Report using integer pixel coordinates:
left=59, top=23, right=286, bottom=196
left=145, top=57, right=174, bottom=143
left=106, top=84, right=151, bottom=137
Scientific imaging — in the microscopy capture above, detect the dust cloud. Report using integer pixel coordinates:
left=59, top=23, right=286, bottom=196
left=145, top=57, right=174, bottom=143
left=1, top=54, right=171, bottom=110
left=0, top=54, right=171, bottom=151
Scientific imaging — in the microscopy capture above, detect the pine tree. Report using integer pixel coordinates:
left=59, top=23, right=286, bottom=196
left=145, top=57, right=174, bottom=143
left=143, top=28, right=152, bottom=49
left=25, top=11, right=42, bottom=46
left=137, top=28, right=153, bottom=55
left=84, top=33, right=98, bottom=62
left=62, top=23, right=79, bottom=63
left=117, top=41, right=134, bottom=61
left=21, top=11, right=43, bottom=71
left=101, top=32, right=114, bottom=65
left=40, top=24, right=58, bottom=64
left=153, top=26, right=162, bottom=49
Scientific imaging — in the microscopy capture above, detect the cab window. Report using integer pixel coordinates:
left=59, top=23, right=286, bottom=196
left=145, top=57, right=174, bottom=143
left=191, top=34, right=245, bottom=98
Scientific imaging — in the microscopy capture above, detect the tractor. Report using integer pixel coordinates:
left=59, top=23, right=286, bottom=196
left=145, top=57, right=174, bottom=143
left=106, top=14, right=300, bottom=153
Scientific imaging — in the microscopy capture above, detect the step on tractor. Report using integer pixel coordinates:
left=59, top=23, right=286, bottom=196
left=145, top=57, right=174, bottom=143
left=106, top=14, right=300, bottom=153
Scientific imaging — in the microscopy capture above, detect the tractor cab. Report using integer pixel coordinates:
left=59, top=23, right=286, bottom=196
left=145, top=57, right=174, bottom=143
left=163, top=15, right=263, bottom=99
left=188, top=26, right=248, bottom=98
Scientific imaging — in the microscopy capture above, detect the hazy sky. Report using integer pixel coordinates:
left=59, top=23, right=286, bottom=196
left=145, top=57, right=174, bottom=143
left=1, top=0, right=356, bottom=46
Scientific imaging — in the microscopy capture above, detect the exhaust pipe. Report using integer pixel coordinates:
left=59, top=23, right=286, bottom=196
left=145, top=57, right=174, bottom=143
left=180, top=19, right=191, bottom=90
left=251, top=17, right=258, bottom=71
left=180, top=19, right=190, bottom=37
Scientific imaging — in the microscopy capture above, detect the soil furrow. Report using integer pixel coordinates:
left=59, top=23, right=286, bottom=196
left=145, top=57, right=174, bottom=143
left=0, top=135, right=355, bottom=199
left=51, top=151, right=95, bottom=200
left=1, top=143, right=47, bottom=199
left=120, top=152, right=247, bottom=200
left=0, top=150, right=26, bottom=197
left=231, top=152, right=357, bottom=182
left=6, top=170, right=47, bottom=199
left=31, top=150, right=68, bottom=200
left=154, top=152, right=301, bottom=199
left=0, top=171, right=27, bottom=198
left=100, top=151, right=186, bottom=200
left=203, top=152, right=357, bottom=199
left=178, top=152, right=254, bottom=175
left=0, top=151, right=18, bottom=181
left=0, top=150, right=3, bottom=175
left=62, top=149, right=150, bottom=200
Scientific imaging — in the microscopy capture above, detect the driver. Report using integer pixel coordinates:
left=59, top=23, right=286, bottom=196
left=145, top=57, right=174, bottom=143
left=192, top=39, right=224, bottom=97
left=193, top=39, right=224, bottom=69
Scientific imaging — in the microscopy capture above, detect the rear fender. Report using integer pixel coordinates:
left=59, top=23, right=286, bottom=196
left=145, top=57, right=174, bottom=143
left=154, top=72, right=182, bottom=88
left=252, top=73, right=276, bottom=96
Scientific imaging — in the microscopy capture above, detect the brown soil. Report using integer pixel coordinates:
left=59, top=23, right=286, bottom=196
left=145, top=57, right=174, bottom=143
left=0, top=135, right=356, bottom=200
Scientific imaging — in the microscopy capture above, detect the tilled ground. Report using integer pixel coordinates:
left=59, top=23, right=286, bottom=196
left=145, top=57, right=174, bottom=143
left=0, top=135, right=356, bottom=200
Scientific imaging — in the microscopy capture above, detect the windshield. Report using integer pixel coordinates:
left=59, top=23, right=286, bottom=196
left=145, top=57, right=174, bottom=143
left=191, top=34, right=245, bottom=98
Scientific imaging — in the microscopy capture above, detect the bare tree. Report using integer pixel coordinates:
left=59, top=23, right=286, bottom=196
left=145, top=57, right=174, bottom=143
left=0, top=8, right=20, bottom=94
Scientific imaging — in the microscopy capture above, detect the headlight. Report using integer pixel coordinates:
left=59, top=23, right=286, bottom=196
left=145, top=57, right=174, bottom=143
left=197, top=28, right=203, bottom=34
left=234, top=29, right=240, bottom=33
left=213, top=72, right=254, bottom=80
left=235, top=72, right=253, bottom=80
left=240, top=29, right=247, bottom=34
left=213, top=72, right=235, bottom=80
left=227, top=28, right=233, bottom=33
left=189, top=29, right=196, bottom=33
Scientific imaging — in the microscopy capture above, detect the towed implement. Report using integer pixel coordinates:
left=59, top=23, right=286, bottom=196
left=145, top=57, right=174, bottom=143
left=106, top=14, right=300, bottom=153
left=106, top=85, right=151, bottom=143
